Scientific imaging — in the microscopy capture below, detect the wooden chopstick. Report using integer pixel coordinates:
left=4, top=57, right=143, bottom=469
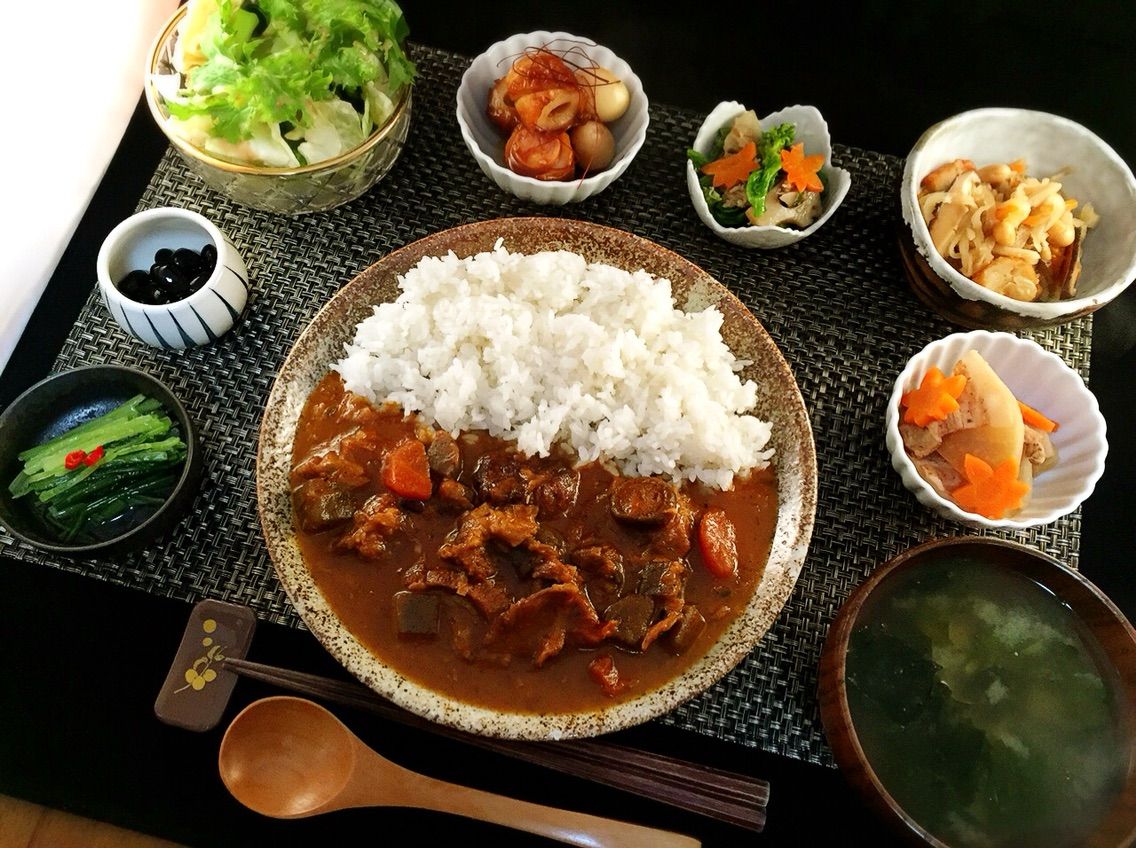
left=221, top=656, right=768, bottom=832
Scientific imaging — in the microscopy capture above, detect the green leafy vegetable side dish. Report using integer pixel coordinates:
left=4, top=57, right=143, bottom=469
left=160, top=0, right=416, bottom=168
left=9, top=395, right=188, bottom=543
left=687, top=109, right=827, bottom=230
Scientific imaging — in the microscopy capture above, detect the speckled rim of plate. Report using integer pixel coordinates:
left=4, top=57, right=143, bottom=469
left=257, top=217, right=818, bottom=740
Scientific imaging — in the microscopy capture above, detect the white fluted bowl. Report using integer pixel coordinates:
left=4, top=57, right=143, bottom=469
left=455, top=31, right=648, bottom=205
left=686, top=102, right=851, bottom=249
left=885, top=330, right=1108, bottom=528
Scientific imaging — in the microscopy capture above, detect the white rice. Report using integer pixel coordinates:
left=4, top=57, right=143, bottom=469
left=334, top=241, right=773, bottom=488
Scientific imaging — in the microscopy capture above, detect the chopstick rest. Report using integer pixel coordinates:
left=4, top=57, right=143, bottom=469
left=154, top=599, right=256, bottom=731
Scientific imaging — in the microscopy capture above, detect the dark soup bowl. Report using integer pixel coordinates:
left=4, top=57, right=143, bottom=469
left=0, top=366, right=202, bottom=557
left=819, top=537, right=1136, bottom=848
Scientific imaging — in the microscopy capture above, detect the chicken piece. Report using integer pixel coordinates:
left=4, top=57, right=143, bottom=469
left=899, top=422, right=943, bottom=459
left=1022, top=424, right=1058, bottom=473
left=912, top=454, right=965, bottom=500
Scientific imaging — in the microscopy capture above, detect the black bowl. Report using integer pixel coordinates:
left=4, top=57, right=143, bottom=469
left=0, top=366, right=202, bottom=556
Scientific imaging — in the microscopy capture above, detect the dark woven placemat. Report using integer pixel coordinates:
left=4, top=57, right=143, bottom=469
left=1, top=44, right=1090, bottom=765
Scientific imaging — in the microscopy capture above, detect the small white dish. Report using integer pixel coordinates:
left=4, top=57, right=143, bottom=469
left=455, top=31, right=649, bottom=205
left=900, top=107, right=1136, bottom=325
left=97, top=207, right=250, bottom=349
left=686, top=102, right=851, bottom=249
left=885, top=330, right=1108, bottom=529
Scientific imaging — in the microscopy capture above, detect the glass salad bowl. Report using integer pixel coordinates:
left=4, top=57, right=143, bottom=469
left=144, top=5, right=413, bottom=215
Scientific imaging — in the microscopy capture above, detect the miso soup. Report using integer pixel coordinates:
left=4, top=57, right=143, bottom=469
left=846, top=557, right=1131, bottom=848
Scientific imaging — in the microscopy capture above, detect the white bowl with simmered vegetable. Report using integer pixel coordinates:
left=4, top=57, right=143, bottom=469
left=686, top=102, right=851, bottom=249
left=885, top=330, right=1108, bottom=529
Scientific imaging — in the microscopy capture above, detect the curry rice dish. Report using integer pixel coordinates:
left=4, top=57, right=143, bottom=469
left=289, top=246, right=778, bottom=710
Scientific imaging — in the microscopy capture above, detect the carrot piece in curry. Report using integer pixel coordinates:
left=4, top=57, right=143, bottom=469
left=901, top=366, right=968, bottom=427
left=951, top=453, right=1030, bottom=519
left=587, top=655, right=625, bottom=698
left=698, top=508, right=738, bottom=579
left=382, top=439, right=433, bottom=500
left=701, top=141, right=758, bottom=190
left=1018, top=400, right=1059, bottom=433
left=779, top=142, right=825, bottom=193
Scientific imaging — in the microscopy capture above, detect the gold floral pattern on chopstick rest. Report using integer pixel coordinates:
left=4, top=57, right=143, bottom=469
left=176, top=617, right=225, bottom=693
left=154, top=599, right=256, bottom=731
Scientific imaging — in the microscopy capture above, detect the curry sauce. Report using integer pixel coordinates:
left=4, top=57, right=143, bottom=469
left=290, top=372, right=777, bottom=713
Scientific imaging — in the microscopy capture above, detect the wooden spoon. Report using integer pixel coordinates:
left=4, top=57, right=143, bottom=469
left=218, top=696, right=701, bottom=848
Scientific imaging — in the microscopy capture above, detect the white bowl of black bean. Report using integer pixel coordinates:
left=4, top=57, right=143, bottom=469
left=97, top=206, right=250, bottom=349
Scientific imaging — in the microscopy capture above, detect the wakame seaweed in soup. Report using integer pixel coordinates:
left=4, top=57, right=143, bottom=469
left=846, top=557, right=1130, bottom=848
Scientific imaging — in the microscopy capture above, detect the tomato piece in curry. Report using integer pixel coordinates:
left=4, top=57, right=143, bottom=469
left=290, top=373, right=777, bottom=713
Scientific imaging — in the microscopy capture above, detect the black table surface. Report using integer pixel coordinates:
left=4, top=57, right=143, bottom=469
left=3, top=3, right=1135, bottom=846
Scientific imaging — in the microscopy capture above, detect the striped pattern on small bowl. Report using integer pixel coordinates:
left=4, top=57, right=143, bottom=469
left=97, top=207, right=249, bottom=349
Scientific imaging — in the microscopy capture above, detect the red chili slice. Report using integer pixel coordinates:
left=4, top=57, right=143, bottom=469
left=65, top=450, right=87, bottom=470
left=83, top=445, right=106, bottom=467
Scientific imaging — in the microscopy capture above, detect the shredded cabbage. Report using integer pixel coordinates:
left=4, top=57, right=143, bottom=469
left=160, top=0, right=415, bottom=167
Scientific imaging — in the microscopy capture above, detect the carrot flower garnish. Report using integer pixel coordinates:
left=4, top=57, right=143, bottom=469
left=701, top=141, right=758, bottom=190
left=901, top=366, right=967, bottom=427
left=1018, top=400, right=1058, bottom=433
left=779, top=143, right=824, bottom=193
left=951, top=454, right=1030, bottom=519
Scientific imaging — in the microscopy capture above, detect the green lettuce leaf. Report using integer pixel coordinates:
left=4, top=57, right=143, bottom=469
left=168, top=0, right=416, bottom=155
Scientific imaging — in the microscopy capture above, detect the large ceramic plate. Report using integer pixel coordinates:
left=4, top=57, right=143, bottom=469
left=257, top=217, right=817, bottom=739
